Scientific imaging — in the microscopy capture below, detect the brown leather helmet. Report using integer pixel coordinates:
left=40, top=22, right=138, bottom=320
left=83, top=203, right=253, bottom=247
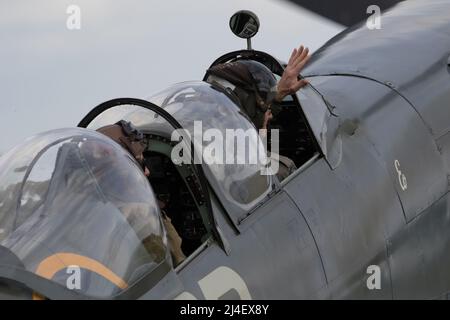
left=206, top=60, right=277, bottom=107
left=96, top=120, right=146, bottom=169
left=206, top=60, right=278, bottom=129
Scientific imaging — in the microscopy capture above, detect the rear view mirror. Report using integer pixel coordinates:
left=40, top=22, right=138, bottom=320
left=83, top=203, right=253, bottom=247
left=229, top=10, right=259, bottom=50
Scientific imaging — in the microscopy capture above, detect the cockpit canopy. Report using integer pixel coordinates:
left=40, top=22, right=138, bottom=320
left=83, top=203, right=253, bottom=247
left=149, top=81, right=272, bottom=206
left=0, top=128, right=166, bottom=298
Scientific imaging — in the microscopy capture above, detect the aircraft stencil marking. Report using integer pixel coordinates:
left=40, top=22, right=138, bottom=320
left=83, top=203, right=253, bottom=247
left=394, top=160, right=408, bottom=191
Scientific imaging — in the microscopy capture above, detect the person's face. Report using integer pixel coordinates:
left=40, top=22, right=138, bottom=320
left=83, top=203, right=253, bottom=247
left=136, top=153, right=150, bottom=177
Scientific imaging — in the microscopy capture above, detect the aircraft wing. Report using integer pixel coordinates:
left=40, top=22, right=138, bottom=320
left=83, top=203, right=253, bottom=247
left=284, top=0, right=404, bottom=26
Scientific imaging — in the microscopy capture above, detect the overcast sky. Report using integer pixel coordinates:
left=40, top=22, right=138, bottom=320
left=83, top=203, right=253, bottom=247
left=0, top=0, right=343, bottom=155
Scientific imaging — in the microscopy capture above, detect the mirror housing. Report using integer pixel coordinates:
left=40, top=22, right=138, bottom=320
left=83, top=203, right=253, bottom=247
left=229, top=10, right=260, bottom=50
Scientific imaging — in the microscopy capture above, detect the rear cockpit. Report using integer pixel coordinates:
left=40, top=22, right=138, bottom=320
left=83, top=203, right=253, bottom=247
left=0, top=128, right=167, bottom=298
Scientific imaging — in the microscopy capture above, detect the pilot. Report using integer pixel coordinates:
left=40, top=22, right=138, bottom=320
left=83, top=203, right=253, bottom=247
left=204, top=45, right=310, bottom=180
left=95, top=121, right=186, bottom=266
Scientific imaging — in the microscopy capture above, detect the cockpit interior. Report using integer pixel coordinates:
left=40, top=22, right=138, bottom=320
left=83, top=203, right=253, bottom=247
left=142, top=135, right=209, bottom=258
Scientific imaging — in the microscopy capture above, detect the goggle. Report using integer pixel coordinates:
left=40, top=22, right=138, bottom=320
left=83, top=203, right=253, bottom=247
left=116, top=120, right=144, bottom=141
left=115, top=120, right=147, bottom=170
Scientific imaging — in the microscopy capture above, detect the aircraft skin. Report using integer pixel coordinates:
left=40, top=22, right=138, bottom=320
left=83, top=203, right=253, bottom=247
left=1, top=0, right=450, bottom=300
left=145, top=0, right=450, bottom=300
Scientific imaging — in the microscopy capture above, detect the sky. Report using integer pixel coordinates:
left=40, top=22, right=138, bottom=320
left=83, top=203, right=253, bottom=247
left=0, top=0, right=343, bottom=155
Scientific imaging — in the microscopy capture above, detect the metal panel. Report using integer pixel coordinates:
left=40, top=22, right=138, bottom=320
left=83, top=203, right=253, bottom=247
left=177, top=192, right=327, bottom=299
left=309, top=75, right=447, bottom=222
left=387, top=194, right=450, bottom=299
left=283, top=136, right=404, bottom=298
left=437, top=132, right=450, bottom=186
left=302, top=0, right=450, bottom=139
